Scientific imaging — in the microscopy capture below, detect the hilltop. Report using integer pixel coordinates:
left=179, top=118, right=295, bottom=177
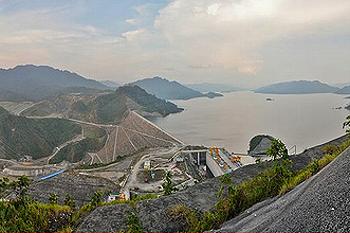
left=0, top=107, right=81, bottom=160
left=22, top=85, right=183, bottom=124
left=255, top=80, right=339, bottom=94
left=0, top=65, right=110, bottom=101
left=130, top=77, right=206, bottom=100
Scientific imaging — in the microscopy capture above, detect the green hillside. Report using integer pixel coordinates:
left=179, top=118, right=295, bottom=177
left=0, top=107, right=81, bottom=160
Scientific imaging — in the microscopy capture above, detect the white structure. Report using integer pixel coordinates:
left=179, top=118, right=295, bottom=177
left=106, top=193, right=120, bottom=202
left=144, top=160, right=151, bottom=170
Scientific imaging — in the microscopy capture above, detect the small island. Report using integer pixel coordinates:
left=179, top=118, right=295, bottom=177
left=205, top=92, right=224, bottom=99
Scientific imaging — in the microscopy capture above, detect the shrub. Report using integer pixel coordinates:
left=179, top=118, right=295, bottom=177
left=127, top=212, right=143, bottom=233
left=167, top=204, right=199, bottom=230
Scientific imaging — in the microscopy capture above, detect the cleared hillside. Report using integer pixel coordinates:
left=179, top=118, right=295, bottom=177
left=92, top=111, right=183, bottom=164
left=0, top=107, right=81, bottom=160
left=22, top=85, right=183, bottom=124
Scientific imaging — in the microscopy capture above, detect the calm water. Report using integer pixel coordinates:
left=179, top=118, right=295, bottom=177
left=151, top=91, right=349, bottom=153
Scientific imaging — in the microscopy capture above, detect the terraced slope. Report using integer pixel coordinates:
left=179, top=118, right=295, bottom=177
left=217, top=146, right=350, bottom=232
left=94, top=111, right=183, bottom=164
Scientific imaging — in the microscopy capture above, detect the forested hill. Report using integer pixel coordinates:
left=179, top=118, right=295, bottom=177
left=255, top=80, right=339, bottom=94
left=130, top=76, right=205, bottom=100
left=0, top=107, right=81, bottom=160
left=0, top=65, right=110, bottom=101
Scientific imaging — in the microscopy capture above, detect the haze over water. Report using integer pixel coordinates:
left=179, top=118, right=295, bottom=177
left=152, top=92, right=349, bottom=154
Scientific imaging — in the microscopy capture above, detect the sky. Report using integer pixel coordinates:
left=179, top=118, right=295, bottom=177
left=0, top=0, right=350, bottom=88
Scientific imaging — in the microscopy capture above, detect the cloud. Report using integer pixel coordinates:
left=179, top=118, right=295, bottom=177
left=121, top=29, right=146, bottom=41
left=1, top=0, right=350, bottom=84
left=150, top=0, right=350, bottom=75
left=125, top=18, right=138, bottom=25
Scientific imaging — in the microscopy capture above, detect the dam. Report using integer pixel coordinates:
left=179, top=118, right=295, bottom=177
left=180, top=147, right=244, bottom=177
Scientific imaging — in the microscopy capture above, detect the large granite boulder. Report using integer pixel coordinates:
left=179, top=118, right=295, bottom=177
left=248, top=135, right=275, bottom=157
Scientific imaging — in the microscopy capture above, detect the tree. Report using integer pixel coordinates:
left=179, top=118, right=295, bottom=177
left=64, top=194, right=75, bottom=209
left=49, top=193, right=58, bottom=204
left=162, top=171, right=176, bottom=195
left=267, top=138, right=288, bottom=160
left=90, top=191, right=103, bottom=207
left=15, top=176, right=30, bottom=199
left=343, top=115, right=350, bottom=135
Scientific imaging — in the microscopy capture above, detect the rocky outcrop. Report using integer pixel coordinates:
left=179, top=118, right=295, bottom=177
left=76, top=135, right=349, bottom=232
left=248, top=135, right=275, bottom=157
left=28, top=173, right=119, bottom=207
left=77, top=204, right=132, bottom=232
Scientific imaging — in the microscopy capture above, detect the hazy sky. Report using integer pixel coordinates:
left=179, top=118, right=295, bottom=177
left=0, top=0, right=350, bottom=87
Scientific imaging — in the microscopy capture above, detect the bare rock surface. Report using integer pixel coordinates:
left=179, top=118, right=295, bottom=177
left=28, top=173, right=119, bottom=207
left=217, top=144, right=350, bottom=232
left=77, top=204, right=132, bottom=232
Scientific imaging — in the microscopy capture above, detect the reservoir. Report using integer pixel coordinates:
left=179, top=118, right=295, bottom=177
left=151, top=91, right=349, bottom=153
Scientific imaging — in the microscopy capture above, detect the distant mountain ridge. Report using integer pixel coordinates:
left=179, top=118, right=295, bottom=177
left=0, top=65, right=110, bottom=101
left=187, top=83, right=242, bottom=93
left=336, top=85, right=350, bottom=94
left=129, top=76, right=205, bottom=100
left=255, top=80, right=339, bottom=94
left=100, top=80, right=121, bottom=89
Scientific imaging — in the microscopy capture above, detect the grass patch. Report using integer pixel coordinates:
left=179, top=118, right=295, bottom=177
left=0, top=199, right=72, bottom=232
left=167, top=204, right=199, bottom=230
left=127, top=212, right=143, bottom=233
left=280, top=139, right=350, bottom=195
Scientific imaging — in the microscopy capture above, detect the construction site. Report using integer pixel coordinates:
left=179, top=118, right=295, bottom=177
left=0, top=102, right=259, bottom=203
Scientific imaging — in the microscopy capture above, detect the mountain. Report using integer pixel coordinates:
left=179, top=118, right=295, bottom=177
left=22, top=85, right=183, bottom=124
left=187, top=83, right=242, bottom=93
left=255, top=80, right=339, bottom=94
left=0, top=65, right=110, bottom=101
left=0, top=107, right=81, bottom=160
left=336, top=85, right=350, bottom=94
left=334, top=82, right=350, bottom=88
left=129, top=76, right=205, bottom=100
left=100, top=80, right=121, bottom=89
